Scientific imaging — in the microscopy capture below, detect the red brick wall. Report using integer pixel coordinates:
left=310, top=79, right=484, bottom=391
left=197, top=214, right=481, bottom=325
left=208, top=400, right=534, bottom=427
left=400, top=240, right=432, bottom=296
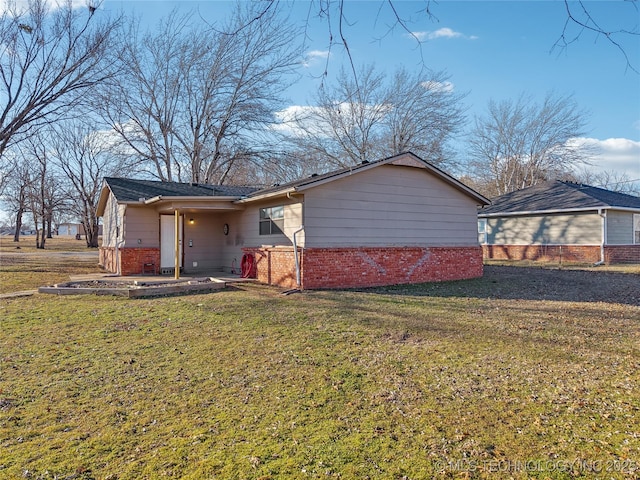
left=483, top=244, right=640, bottom=264
left=99, top=247, right=160, bottom=275
left=242, top=247, right=299, bottom=289
left=483, top=245, right=601, bottom=263
left=605, top=245, right=640, bottom=263
left=244, top=246, right=483, bottom=290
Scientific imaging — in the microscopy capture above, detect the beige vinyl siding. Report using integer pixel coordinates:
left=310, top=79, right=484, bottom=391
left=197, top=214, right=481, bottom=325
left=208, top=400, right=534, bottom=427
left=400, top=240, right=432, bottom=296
left=219, top=200, right=304, bottom=271
left=101, top=193, right=125, bottom=248
left=606, top=210, right=635, bottom=245
left=124, top=207, right=160, bottom=247
left=486, top=212, right=601, bottom=245
left=302, top=165, right=479, bottom=247
left=182, top=213, right=224, bottom=271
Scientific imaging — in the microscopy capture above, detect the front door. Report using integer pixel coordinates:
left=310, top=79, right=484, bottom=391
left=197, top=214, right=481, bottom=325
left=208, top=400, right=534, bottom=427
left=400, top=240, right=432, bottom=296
left=160, top=214, right=183, bottom=269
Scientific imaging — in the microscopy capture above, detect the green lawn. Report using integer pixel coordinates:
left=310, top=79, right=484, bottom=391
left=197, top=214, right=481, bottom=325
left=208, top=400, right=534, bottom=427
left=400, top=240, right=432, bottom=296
left=0, top=251, right=639, bottom=479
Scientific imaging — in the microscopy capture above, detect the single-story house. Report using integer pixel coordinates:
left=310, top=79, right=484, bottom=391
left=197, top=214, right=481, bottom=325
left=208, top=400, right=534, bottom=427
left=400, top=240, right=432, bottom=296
left=478, top=180, right=640, bottom=264
left=58, top=222, right=103, bottom=238
left=96, top=152, right=490, bottom=289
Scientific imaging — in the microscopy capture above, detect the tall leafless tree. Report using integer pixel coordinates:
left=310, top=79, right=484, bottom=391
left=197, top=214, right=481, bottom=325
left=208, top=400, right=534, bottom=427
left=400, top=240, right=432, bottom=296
left=570, top=168, right=640, bottom=196
left=101, top=3, right=301, bottom=184
left=20, top=134, right=67, bottom=248
left=50, top=121, right=132, bottom=248
left=283, top=65, right=466, bottom=169
left=469, top=92, right=590, bottom=197
left=0, top=0, right=121, bottom=160
left=1, top=154, right=33, bottom=242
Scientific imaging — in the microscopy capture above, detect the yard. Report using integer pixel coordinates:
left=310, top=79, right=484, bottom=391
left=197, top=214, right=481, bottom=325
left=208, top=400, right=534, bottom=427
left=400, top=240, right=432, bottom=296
left=1, top=237, right=639, bottom=479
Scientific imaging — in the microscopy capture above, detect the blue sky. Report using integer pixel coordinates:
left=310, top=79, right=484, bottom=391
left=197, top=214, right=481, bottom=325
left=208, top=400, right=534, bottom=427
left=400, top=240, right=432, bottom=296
left=105, top=0, right=639, bottom=182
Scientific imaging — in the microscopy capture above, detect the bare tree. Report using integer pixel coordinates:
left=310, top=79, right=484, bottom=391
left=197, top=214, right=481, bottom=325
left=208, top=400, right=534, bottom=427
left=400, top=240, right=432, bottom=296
left=1, top=154, right=33, bottom=242
left=101, top=3, right=301, bottom=184
left=384, top=69, right=466, bottom=165
left=570, top=167, right=640, bottom=196
left=0, top=0, right=121, bottom=160
left=468, top=92, right=590, bottom=197
left=20, top=134, right=68, bottom=248
left=292, top=65, right=388, bottom=167
left=284, top=65, right=466, bottom=168
left=554, top=0, right=639, bottom=73
left=50, top=121, right=132, bottom=248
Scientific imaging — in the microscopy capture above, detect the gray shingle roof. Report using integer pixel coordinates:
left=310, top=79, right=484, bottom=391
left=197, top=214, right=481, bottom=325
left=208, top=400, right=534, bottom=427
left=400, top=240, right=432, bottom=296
left=103, top=152, right=489, bottom=206
left=104, top=177, right=260, bottom=202
left=479, top=180, right=640, bottom=216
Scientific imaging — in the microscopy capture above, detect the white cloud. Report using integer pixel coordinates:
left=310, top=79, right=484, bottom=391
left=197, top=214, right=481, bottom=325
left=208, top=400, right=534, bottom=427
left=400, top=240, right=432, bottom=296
left=421, top=80, right=455, bottom=93
left=273, top=105, right=321, bottom=136
left=411, top=28, right=477, bottom=41
left=274, top=102, right=391, bottom=137
left=0, top=0, right=89, bottom=16
left=302, top=50, right=330, bottom=68
left=571, top=137, right=640, bottom=179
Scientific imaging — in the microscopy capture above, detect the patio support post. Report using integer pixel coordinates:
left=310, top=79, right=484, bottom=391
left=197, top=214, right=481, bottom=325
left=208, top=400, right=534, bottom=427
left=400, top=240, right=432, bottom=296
left=174, top=209, right=180, bottom=279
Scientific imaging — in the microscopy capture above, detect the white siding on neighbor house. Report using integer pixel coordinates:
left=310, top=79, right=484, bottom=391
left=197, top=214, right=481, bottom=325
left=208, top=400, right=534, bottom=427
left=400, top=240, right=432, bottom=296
left=58, top=224, right=81, bottom=236
left=219, top=200, right=304, bottom=271
left=101, top=193, right=125, bottom=248
left=124, top=207, right=160, bottom=247
left=302, top=165, right=480, bottom=247
left=606, top=210, right=635, bottom=245
left=486, top=212, right=601, bottom=245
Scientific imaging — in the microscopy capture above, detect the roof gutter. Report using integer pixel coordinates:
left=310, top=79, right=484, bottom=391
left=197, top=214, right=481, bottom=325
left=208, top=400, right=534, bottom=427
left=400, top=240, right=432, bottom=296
left=143, top=195, right=241, bottom=205
left=478, top=206, right=611, bottom=218
left=144, top=195, right=162, bottom=204
left=235, top=187, right=297, bottom=204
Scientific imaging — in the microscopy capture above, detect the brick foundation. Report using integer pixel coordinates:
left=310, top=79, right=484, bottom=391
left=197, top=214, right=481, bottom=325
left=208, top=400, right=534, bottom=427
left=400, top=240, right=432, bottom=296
left=604, top=245, right=640, bottom=263
left=243, top=246, right=483, bottom=290
left=483, top=244, right=640, bottom=264
left=99, top=247, right=161, bottom=275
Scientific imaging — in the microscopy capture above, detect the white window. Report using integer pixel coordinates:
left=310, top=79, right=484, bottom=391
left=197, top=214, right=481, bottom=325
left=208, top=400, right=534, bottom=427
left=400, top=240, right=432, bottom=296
left=259, top=206, right=284, bottom=235
left=478, top=219, right=487, bottom=244
left=634, top=214, right=640, bottom=244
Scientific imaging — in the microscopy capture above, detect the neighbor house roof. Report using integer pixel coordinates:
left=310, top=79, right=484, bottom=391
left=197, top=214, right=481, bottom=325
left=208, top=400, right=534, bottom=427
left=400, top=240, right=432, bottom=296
left=479, top=181, right=640, bottom=217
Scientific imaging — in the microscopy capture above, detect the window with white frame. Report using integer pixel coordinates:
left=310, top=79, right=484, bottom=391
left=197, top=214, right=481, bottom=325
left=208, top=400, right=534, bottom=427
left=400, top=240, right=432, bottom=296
left=634, top=214, right=640, bottom=244
left=259, top=206, right=284, bottom=235
left=478, top=219, right=487, bottom=244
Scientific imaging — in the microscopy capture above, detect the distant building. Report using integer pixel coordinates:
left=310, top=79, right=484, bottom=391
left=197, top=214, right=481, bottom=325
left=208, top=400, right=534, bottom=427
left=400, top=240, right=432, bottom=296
left=478, top=181, right=640, bottom=264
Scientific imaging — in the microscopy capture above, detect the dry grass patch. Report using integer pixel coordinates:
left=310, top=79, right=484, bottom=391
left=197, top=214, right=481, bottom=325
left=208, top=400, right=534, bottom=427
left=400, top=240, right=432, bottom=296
left=0, top=236, right=101, bottom=294
left=0, top=235, right=96, bottom=253
left=1, top=271, right=639, bottom=479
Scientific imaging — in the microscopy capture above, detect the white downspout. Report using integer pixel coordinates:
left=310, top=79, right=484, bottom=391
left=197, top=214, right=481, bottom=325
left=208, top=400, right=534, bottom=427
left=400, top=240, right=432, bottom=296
left=293, top=225, right=305, bottom=287
left=115, top=205, right=125, bottom=275
left=595, top=208, right=606, bottom=265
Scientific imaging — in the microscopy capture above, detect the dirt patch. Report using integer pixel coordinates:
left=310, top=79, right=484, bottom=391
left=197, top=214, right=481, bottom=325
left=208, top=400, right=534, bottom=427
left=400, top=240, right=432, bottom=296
left=379, top=265, right=640, bottom=307
left=482, top=265, right=639, bottom=305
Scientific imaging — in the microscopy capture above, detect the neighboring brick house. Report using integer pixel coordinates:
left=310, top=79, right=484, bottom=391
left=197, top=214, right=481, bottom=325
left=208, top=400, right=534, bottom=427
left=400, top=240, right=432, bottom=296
left=96, top=152, right=489, bottom=289
left=478, top=181, right=640, bottom=264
